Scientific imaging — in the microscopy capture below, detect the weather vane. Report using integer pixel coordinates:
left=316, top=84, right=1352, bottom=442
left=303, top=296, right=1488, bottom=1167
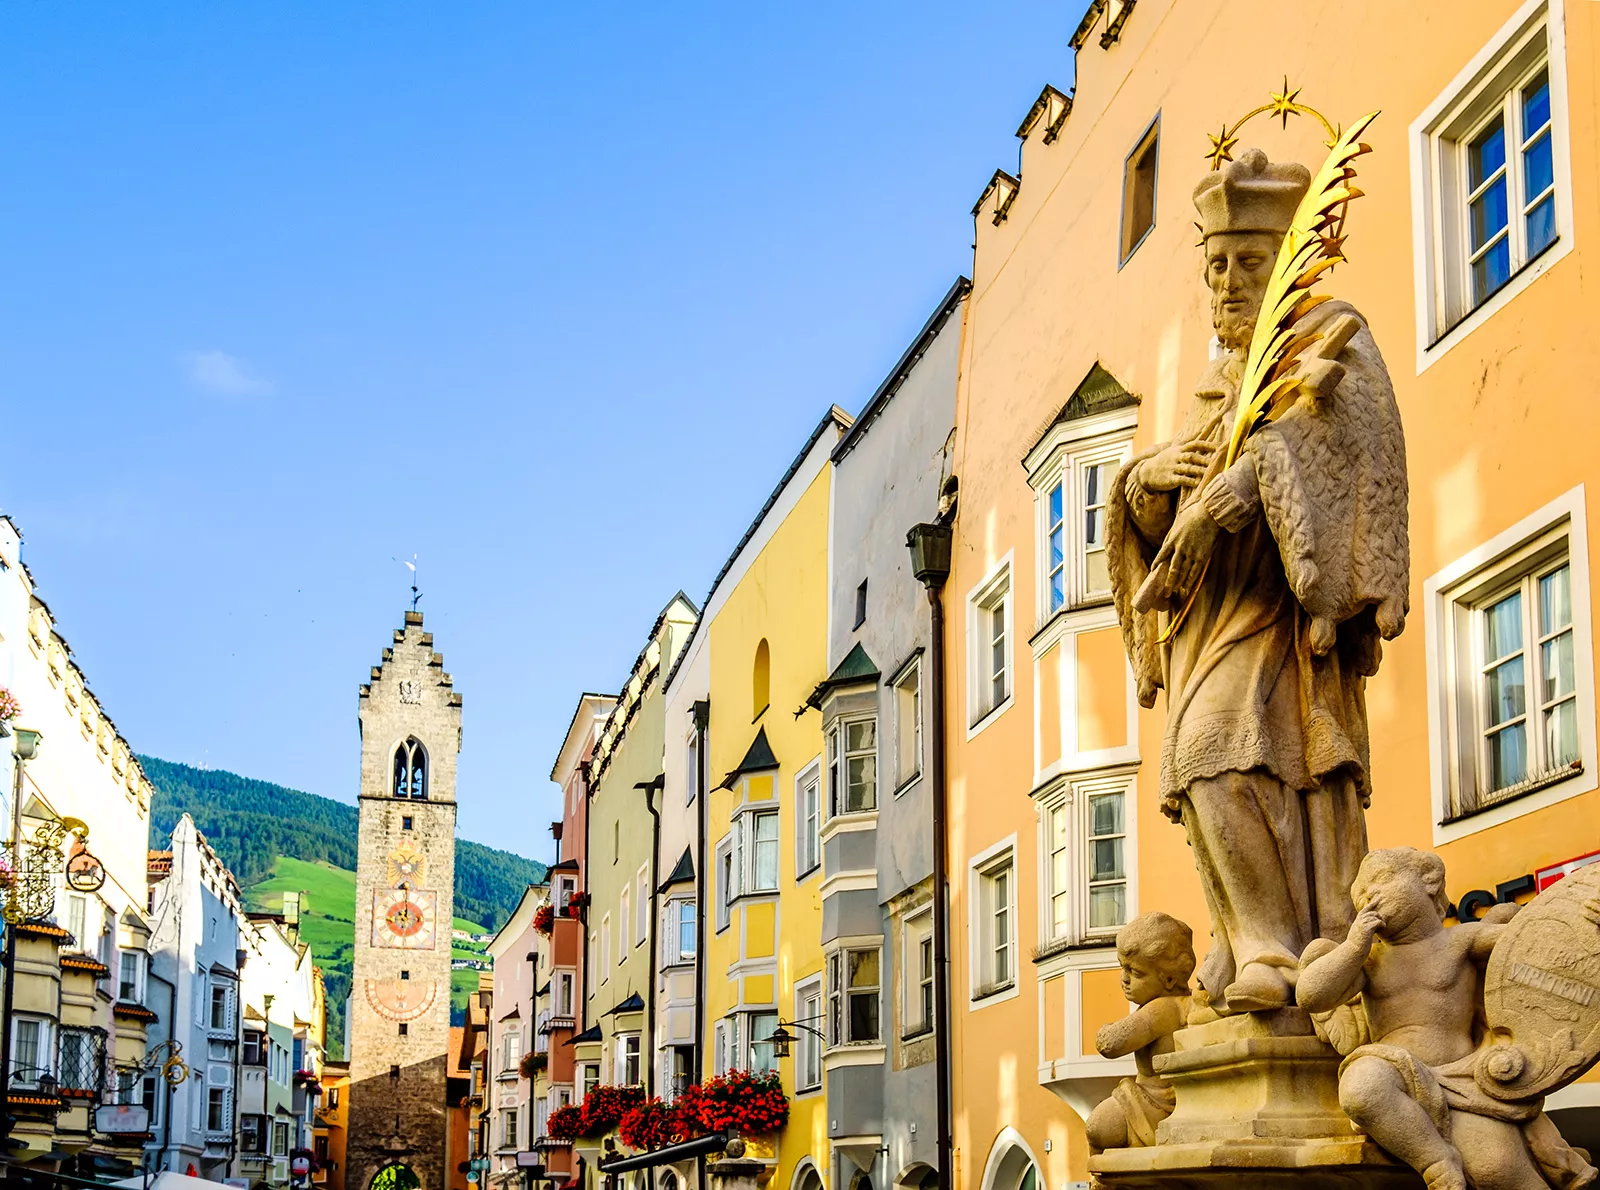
left=394, top=554, right=422, bottom=611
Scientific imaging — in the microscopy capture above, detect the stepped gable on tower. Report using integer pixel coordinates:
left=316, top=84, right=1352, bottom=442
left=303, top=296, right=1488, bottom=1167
left=345, top=610, right=462, bottom=1190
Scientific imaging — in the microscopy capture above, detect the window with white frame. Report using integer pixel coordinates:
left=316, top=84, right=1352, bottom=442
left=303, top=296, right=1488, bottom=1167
left=502, top=1026, right=521, bottom=1072
left=1038, top=772, right=1134, bottom=950
left=826, top=947, right=881, bottom=1047
left=744, top=1011, right=779, bottom=1074
left=968, top=566, right=1012, bottom=727
left=618, top=890, right=630, bottom=963
left=795, top=976, right=823, bottom=1090
left=556, top=971, right=575, bottom=1017
left=119, top=949, right=146, bottom=1003
left=1032, top=434, right=1133, bottom=620
left=272, top=1120, right=290, bottom=1156
left=892, top=658, right=922, bottom=792
left=902, top=910, right=934, bottom=1037
left=635, top=866, right=649, bottom=945
left=65, top=894, right=86, bottom=949
left=748, top=809, right=779, bottom=891
left=974, top=852, right=1016, bottom=998
left=208, top=980, right=233, bottom=1031
left=712, top=1018, right=737, bottom=1076
left=827, top=716, right=878, bottom=816
left=1416, top=5, right=1569, bottom=346
left=664, top=900, right=695, bottom=966
left=600, top=915, right=612, bottom=983
left=557, top=874, right=577, bottom=912
left=1436, top=519, right=1589, bottom=820
left=686, top=729, right=702, bottom=804
left=501, top=1107, right=519, bottom=1149
left=715, top=837, right=734, bottom=932
left=586, top=927, right=598, bottom=986
left=581, top=1062, right=600, bottom=1100
left=796, top=763, right=822, bottom=877
left=618, top=1033, right=642, bottom=1086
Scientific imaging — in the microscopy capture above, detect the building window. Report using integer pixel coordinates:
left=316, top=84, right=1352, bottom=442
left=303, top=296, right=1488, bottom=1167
left=827, top=716, right=878, bottom=817
left=973, top=849, right=1016, bottom=999
left=207, top=1087, right=230, bottom=1132
left=500, top=1107, right=518, bottom=1148
left=209, top=982, right=232, bottom=1031
left=635, top=866, right=649, bottom=944
left=795, top=978, right=823, bottom=1090
left=753, top=639, right=771, bottom=719
left=1119, top=115, right=1160, bottom=264
left=556, top=971, right=575, bottom=1015
left=581, top=1063, right=600, bottom=1100
left=618, top=889, right=630, bottom=962
left=1415, top=5, right=1569, bottom=353
left=272, top=1120, right=290, bottom=1155
left=1039, top=772, right=1134, bottom=950
left=241, top=1115, right=263, bottom=1153
left=664, top=901, right=695, bottom=966
left=715, top=837, right=734, bottom=931
left=903, top=911, right=934, bottom=1037
left=402, top=815, right=413, bottom=831
left=854, top=580, right=869, bottom=629
left=796, top=763, right=822, bottom=877
left=744, top=1012, right=779, bottom=1074
left=968, top=563, right=1013, bottom=727
left=392, top=737, right=428, bottom=799
left=826, top=947, right=881, bottom=1047
left=119, top=950, right=146, bottom=1003
left=600, top=916, right=611, bottom=984
left=892, top=658, right=922, bottom=792
left=58, top=1027, right=97, bottom=1091
left=1434, top=509, right=1592, bottom=823
left=712, top=1019, right=735, bottom=1077
left=65, top=893, right=86, bottom=949
left=686, top=730, right=702, bottom=804
left=749, top=809, right=779, bottom=891
left=1031, top=430, right=1133, bottom=620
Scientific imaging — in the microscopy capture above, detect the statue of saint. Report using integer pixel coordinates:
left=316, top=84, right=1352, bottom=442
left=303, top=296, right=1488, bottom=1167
left=1107, top=148, right=1410, bottom=1014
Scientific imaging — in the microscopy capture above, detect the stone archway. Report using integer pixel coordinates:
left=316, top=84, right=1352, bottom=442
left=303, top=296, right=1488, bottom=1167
left=371, top=1164, right=422, bottom=1190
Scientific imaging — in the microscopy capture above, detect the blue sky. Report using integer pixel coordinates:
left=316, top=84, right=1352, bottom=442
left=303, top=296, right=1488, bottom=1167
left=0, top=4, right=1074, bottom=859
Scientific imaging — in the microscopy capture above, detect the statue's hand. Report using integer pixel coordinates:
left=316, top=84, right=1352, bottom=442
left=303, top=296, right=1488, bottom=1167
left=1155, top=502, right=1221, bottom=601
left=1138, top=441, right=1215, bottom=493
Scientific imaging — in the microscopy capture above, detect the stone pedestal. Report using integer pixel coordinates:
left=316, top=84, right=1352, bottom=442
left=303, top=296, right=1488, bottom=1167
left=1089, top=1011, right=1424, bottom=1190
left=707, top=1159, right=771, bottom=1190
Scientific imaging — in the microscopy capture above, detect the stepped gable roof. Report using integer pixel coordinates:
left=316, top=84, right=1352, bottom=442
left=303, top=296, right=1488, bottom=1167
left=717, top=726, right=778, bottom=791
left=804, top=642, right=880, bottom=711
left=658, top=847, right=694, bottom=890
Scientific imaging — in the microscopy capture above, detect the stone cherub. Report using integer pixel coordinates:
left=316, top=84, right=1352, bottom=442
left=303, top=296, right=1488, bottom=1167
left=1298, top=848, right=1595, bottom=1190
left=1086, top=911, right=1195, bottom=1153
left=1106, top=147, right=1410, bottom=1015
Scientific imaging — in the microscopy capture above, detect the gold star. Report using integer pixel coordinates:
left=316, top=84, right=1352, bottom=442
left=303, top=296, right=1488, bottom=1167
left=1205, top=123, right=1239, bottom=170
left=1269, top=77, right=1303, bottom=130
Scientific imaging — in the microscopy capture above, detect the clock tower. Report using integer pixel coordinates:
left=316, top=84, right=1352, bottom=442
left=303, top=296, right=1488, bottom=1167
left=346, top=610, right=461, bottom=1190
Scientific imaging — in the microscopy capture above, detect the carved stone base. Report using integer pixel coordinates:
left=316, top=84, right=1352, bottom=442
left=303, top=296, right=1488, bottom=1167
left=1156, top=1008, right=1353, bottom=1144
left=1088, top=1011, right=1423, bottom=1189
left=1088, top=1136, right=1423, bottom=1190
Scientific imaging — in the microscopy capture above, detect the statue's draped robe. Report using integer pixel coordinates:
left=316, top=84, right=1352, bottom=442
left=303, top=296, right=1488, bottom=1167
left=1107, top=302, right=1409, bottom=1006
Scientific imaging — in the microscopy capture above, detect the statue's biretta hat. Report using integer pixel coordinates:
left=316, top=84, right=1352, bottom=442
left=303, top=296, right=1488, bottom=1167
left=1193, top=148, right=1310, bottom=238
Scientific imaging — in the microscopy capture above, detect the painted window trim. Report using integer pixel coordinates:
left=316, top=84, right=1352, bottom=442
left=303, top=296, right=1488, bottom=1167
left=968, top=834, right=1020, bottom=1008
left=1424, top=484, right=1596, bottom=843
left=1026, top=418, right=1137, bottom=630
left=1410, top=0, right=1574, bottom=372
left=967, top=553, right=1016, bottom=738
left=1033, top=766, right=1139, bottom=956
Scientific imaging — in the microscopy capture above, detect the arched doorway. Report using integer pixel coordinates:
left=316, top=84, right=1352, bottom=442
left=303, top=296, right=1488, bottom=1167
left=371, top=1164, right=421, bottom=1190
left=981, top=1132, right=1041, bottom=1190
left=792, top=1162, right=824, bottom=1190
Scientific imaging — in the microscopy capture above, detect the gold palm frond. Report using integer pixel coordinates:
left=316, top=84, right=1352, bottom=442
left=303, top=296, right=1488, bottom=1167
left=1156, top=107, right=1378, bottom=644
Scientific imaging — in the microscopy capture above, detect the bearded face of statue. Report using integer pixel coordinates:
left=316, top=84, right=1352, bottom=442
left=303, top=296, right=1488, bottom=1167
left=1205, top=231, right=1281, bottom=353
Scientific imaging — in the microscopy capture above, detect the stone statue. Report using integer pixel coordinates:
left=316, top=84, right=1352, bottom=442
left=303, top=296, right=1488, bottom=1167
left=1298, top=848, right=1596, bottom=1190
left=1087, top=912, right=1196, bottom=1153
left=1106, top=148, right=1410, bottom=1014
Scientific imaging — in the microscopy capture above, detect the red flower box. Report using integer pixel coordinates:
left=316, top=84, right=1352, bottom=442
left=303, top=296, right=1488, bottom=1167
left=532, top=903, right=555, bottom=936
left=683, top=1071, right=788, bottom=1136
left=578, top=1082, right=645, bottom=1137
left=618, top=1097, right=696, bottom=1151
left=547, top=1104, right=585, bottom=1141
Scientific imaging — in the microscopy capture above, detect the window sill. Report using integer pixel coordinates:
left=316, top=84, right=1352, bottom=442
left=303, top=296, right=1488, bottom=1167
left=967, top=696, right=1015, bottom=741
left=891, top=774, right=922, bottom=800
left=796, top=861, right=821, bottom=883
left=1032, top=937, right=1118, bottom=964
left=900, top=1026, right=934, bottom=1043
left=972, top=981, right=1016, bottom=1003
left=1429, top=236, right=1561, bottom=350
left=1442, top=760, right=1584, bottom=826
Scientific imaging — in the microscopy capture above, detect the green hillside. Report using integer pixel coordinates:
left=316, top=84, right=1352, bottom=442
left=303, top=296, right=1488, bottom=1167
left=140, top=756, right=542, bottom=1050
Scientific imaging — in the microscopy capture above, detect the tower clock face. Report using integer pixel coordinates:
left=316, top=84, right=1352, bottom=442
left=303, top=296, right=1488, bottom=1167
left=371, top=888, right=438, bottom=949
left=363, top=977, right=438, bottom=1022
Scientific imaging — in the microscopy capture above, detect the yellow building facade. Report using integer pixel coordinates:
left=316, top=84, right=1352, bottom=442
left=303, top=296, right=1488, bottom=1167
left=701, top=409, right=850, bottom=1190
left=945, top=0, right=1600, bottom=1185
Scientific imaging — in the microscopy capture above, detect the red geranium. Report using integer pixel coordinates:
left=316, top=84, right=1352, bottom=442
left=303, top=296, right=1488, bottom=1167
left=566, top=892, right=589, bottom=919
left=533, top=903, right=555, bottom=935
left=618, top=1096, right=696, bottom=1151
left=685, top=1071, right=788, bottom=1136
left=579, top=1082, right=645, bottom=1137
left=547, top=1104, right=585, bottom=1141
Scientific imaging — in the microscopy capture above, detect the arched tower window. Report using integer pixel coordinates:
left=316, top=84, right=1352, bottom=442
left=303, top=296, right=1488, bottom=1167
left=753, top=639, right=770, bottom=719
left=392, top=738, right=428, bottom=800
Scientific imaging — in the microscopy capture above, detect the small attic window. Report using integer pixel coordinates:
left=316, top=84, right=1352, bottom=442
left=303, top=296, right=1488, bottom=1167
left=1120, top=115, right=1160, bottom=265
left=854, top=581, right=868, bottom=629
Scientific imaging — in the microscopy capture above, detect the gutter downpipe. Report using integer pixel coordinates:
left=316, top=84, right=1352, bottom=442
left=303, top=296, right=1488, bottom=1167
left=691, top=699, right=710, bottom=1190
left=908, top=520, right=954, bottom=1190
left=635, top=776, right=664, bottom=1100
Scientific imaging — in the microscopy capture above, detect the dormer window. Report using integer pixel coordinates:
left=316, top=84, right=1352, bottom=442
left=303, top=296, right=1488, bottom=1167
left=393, top=738, right=428, bottom=799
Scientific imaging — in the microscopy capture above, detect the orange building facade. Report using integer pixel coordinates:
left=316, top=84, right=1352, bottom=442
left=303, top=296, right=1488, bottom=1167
left=945, top=1, right=1600, bottom=1187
